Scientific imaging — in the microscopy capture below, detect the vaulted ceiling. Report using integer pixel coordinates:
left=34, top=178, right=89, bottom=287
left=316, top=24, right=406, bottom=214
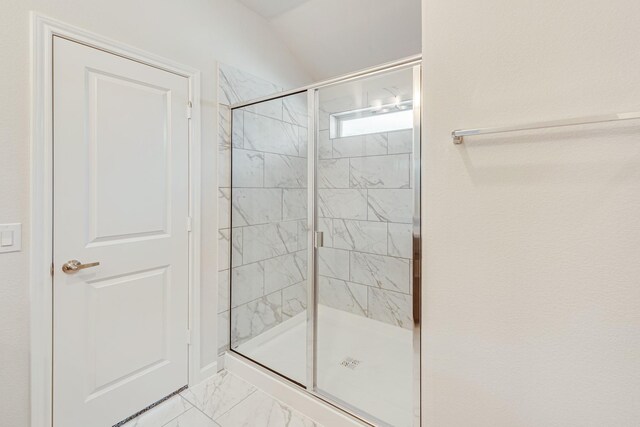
left=236, top=0, right=312, bottom=20
left=237, top=0, right=421, bottom=81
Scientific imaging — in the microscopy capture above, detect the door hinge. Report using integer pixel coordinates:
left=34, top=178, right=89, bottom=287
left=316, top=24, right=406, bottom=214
left=50, top=263, right=54, bottom=277
left=186, top=329, right=191, bottom=345
left=187, top=216, right=193, bottom=232
left=187, top=101, right=193, bottom=119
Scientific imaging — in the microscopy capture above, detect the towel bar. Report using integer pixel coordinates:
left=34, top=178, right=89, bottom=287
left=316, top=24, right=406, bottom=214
left=452, top=111, right=640, bottom=144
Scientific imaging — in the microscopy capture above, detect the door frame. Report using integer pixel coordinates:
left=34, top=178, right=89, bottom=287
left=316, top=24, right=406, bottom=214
left=30, top=13, right=202, bottom=427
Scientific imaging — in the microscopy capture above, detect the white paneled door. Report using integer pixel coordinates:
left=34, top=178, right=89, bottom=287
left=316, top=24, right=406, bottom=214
left=52, top=37, right=190, bottom=427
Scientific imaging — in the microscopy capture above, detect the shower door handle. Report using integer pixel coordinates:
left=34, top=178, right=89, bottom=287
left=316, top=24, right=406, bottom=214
left=314, top=231, right=324, bottom=248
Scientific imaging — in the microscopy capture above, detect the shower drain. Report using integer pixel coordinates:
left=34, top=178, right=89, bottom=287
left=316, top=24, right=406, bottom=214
left=340, top=357, right=362, bottom=370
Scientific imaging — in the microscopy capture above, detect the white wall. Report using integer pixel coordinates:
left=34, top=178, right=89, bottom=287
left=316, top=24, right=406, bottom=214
left=0, top=1, right=310, bottom=425
left=422, top=0, right=640, bottom=425
left=270, top=0, right=421, bottom=80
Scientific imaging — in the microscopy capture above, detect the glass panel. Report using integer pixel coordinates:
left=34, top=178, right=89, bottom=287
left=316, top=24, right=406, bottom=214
left=229, top=92, right=309, bottom=385
left=330, top=101, right=414, bottom=138
left=315, top=67, right=416, bottom=426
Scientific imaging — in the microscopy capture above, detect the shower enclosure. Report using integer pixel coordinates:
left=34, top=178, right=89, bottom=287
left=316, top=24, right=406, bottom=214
left=227, top=56, right=421, bottom=426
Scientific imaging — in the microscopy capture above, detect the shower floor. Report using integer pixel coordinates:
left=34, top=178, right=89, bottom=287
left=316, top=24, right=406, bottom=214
left=235, top=305, right=413, bottom=427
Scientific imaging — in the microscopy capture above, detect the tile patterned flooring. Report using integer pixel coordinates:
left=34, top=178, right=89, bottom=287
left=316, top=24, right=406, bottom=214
left=123, top=370, right=321, bottom=427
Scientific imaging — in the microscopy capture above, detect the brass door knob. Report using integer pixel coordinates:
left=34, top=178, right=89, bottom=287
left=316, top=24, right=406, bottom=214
left=62, top=259, right=100, bottom=274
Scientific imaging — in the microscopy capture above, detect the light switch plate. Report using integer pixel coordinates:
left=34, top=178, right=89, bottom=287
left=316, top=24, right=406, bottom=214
left=0, top=223, right=22, bottom=254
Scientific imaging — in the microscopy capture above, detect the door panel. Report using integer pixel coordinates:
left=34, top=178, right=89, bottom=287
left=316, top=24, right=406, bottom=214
left=88, top=266, right=169, bottom=391
left=229, top=93, right=309, bottom=385
left=87, top=70, right=171, bottom=242
left=53, top=36, right=190, bottom=427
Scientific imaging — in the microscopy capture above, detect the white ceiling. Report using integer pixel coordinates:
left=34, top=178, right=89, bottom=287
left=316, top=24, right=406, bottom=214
left=236, top=0, right=311, bottom=20
left=238, top=0, right=421, bottom=81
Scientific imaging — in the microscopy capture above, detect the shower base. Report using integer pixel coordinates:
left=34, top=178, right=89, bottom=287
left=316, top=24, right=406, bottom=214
left=235, top=305, right=413, bottom=427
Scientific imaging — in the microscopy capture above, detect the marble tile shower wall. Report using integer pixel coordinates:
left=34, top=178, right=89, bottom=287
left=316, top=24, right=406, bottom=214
left=218, top=64, right=415, bottom=358
left=316, top=110, right=414, bottom=329
left=218, top=64, right=309, bottom=354
left=229, top=96, right=309, bottom=349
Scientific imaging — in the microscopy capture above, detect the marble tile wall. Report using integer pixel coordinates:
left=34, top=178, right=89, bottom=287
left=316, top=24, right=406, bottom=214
left=218, top=64, right=280, bottom=355
left=316, top=82, right=415, bottom=330
left=218, top=63, right=309, bottom=354
left=218, top=64, right=416, bottom=359
left=230, top=95, right=308, bottom=349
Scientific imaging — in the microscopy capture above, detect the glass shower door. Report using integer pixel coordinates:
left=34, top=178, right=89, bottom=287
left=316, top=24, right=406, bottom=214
left=313, top=65, right=420, bottom=427
left=228, top=60, right=421, bottom=427
left=229, top=92, right=309, bottom=385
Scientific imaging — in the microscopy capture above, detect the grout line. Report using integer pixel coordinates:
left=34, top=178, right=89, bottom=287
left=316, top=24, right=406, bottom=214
left=315, top=270, right=350, bottom=283
left=177, top=394, right=197, bottom=410
left=229, top=217, right=306, bottom=229
left=232, top=185, right=307, bottom=190
left=211, top=388, right=260, bottom=422
left=233, top=147, right=308, bottom=159
left=241, top=107, right=306, bottom=128
left=319, top=245, right=412, bottom=262
left=159, top=405, right=207, bottom=427
left=237, top=227, right=243, bottom=265
left=232, top=278, right=306, bottom=311
left=228, top=211, right=411, bottom=232
left=175, top=388, right=199, bottom=413
left=175, top=390, right=221, bottom=425
left=365, top=188, right=369, bottom=221
left=347, top=244, right=351, bottom=283
left=329, top=151, right=412, bottom=160
left=317, top=272, right=412, bottom=297
left=280, top=282, right=284, bottom=318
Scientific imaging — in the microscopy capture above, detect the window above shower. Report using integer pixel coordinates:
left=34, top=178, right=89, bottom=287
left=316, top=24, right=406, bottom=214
left=329, top=99, right=414, bottom=138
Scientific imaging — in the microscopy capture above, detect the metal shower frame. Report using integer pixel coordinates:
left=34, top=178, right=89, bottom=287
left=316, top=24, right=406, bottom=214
left=227, top=54, right=422, bottom=427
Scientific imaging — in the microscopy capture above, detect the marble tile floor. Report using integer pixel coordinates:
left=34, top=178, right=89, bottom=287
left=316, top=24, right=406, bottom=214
left=122, top=370, right=321, bottom=427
